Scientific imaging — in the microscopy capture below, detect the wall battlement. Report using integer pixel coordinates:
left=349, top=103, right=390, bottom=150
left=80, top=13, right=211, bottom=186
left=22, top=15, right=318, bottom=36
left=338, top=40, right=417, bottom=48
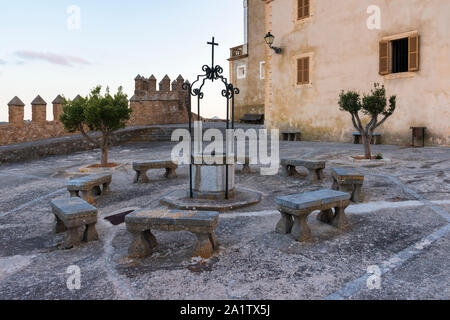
left=0, top=74, right=191, bottom=146
left=129, top=74, right=189, bottom=126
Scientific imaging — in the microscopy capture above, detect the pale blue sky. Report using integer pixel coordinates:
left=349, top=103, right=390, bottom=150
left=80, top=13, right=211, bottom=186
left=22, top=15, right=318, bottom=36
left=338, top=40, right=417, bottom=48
left=0, top=0, right=244, bottom=121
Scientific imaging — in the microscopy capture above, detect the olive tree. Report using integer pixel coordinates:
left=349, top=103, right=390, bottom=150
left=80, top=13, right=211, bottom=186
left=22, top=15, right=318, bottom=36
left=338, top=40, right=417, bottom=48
left=339, top=83, right=396, bottom=159
left=60, top=86, right=132, bottom=166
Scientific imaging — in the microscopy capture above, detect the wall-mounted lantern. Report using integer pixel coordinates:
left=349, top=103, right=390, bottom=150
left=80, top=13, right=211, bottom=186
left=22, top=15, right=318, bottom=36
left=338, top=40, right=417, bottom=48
left=264, top=32, right=282, bottom=54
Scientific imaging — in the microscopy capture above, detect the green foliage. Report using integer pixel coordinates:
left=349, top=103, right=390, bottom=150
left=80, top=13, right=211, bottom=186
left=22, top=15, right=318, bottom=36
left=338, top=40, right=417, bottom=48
left=339, top=83, right=396, bottom=120
left=60, top=86, right=131, bottom=135
left=60, top=86, right=131, bottom=132
left=338, top=83, right=397, bottom=159
left=60, top=96, right=85, bottom=133
left=338, top=90, right=361, bottom=114
left=60, top=86, right=132, bottom=165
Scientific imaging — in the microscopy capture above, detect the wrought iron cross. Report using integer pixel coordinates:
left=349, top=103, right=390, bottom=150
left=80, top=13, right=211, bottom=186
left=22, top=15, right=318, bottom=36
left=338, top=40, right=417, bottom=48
left=207, top=37, right=219, bottom=70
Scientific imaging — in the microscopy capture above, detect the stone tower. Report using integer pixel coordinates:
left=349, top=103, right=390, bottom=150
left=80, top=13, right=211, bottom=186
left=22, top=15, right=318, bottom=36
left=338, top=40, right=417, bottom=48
left=7, top=96, right=25, bottom=125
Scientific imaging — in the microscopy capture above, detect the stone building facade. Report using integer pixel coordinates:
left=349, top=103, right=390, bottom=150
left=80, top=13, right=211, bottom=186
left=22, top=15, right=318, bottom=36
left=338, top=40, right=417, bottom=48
left=228, top=0, right=266, bottom=121
left=230, top=0, right=450, bottom=145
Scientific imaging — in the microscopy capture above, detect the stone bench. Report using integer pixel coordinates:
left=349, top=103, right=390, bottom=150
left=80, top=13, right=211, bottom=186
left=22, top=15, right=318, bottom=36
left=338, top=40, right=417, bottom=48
left=240, top=113, right=264, bottom=124
left=281, top=131, right=302, bottom=141
left=50, top=197, right=99, bottom=249
left=352, top=132, right=381, bottom=145
left=133, top=160, right=178, bottom=184
left=331, top=168, right=365, bottom=203
left=125, top=209, right=219, bottom=259
left=67, top=173, right=112, bottom=204
left=280, top=159, right=326, bottom=182
left=276, top=189, right=351, bottom=242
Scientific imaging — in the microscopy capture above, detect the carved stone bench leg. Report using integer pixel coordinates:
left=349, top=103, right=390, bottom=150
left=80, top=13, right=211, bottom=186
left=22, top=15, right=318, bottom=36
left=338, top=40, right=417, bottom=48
left=65, top=226, right=82, bottom=249
left=276, top=211, right=294, bottom=234
left=102, top=182, right=110, bottom=195
left=83, top=223, right=98, bottom=242
left=332, top=178, right=339, bottom=190
left=352, top=185, right=364, bottom=203
left=193, top=233, right=214, bottom=259
left=92, top=186, right=102, bottom=196
left=242, top=163, right=251, bottom=174
left=282, top=165, right=297, bottom=177
left=291, top=213, right=312, bottom=242
left=128, top=230, right=153, bottom=258
left=134, top=170, right=149, bottom=184
left=164, top=167, right=177, bottom=179
left=332, top=206, right=348, bottom=230
left=307, top=168, right=321, bottom=182
left=69, top=190, right=79, bottom=197
left=143, top=230, right=158, bottom=249
left=317, top=208, right=334, bottom=224
left=53, top=214, right=67, bottom=234
left=209, top=232, right=219, bottom=250
left=80, top=190, right=94, bottom=204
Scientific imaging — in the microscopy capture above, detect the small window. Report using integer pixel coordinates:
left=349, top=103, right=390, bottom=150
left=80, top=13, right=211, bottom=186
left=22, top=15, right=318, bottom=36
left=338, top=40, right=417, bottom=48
left=297, top=0, right=310, bottom=20
left=237, top=65, right=246, bottom=79
left=392, top=38, right=408, bottom=73
left=379, top=34, right=419, bottom=75
left=260, top=61, right=266, bottom=79
left=297, top=57, right=310, bottom=85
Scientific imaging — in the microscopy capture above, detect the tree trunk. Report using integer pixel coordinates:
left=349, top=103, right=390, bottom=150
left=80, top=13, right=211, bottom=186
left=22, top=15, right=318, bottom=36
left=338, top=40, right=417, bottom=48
left=101, top=147, right=108, bottom=167
left=101, top=133, right=108, bottom=167
left=362, top=134, right=372, bottom=159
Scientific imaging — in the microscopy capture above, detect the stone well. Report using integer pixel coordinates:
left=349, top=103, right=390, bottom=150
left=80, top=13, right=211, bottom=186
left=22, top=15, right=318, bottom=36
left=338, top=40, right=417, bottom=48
left=191, top=153, right=235, bottom=200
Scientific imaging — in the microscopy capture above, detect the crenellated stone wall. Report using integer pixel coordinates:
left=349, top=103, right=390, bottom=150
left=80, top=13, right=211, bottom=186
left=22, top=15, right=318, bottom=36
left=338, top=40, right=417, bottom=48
left=0, top=74, right=192, bottom=147
left=0, top=95, right=74, bottom=146
left=129, top=74, right=189, bottom=126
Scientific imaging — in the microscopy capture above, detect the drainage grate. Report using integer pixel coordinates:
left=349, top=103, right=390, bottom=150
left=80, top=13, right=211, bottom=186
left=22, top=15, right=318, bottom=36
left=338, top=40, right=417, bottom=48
left=104, top=210, right=135, bottom=226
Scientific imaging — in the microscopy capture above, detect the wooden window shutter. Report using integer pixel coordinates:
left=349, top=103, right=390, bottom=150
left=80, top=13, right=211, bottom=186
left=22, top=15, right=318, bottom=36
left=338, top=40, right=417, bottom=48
left=297, top=57, right=310, bottom=84
left=304, top=0, right=310, bottom=18
left=379, top=41, right=389, bottom=75
left=408, top=34, right=419, bottom=71
left=298, top=0, right=310, bottom=19
left=303, top=57, right=309, bottom=83
left=297, top=58, right=303, bottom=84
left=298, top=0, right=303, bottom=19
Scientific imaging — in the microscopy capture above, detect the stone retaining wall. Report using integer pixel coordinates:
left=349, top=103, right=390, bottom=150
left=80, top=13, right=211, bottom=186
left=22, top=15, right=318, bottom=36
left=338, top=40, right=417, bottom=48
left=0, top=126, right=170, bottom=164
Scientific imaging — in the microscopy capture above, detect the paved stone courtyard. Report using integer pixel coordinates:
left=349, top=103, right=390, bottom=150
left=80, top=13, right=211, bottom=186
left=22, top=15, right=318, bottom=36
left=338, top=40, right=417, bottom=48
left=0, top=138, right=449, bottom=300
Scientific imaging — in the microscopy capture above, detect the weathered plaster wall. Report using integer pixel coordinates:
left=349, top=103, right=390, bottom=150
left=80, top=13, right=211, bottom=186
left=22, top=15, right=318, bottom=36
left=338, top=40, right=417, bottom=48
left=231, top=0, right=266, bottom=121
left=265, top=0, right=450, bottom=145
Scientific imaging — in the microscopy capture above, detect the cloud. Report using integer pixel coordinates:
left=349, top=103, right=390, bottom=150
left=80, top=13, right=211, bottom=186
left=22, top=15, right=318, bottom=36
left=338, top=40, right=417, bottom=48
left=14, top=51, right=91, bottom=67
left=0, top=59, right=6, bottom=65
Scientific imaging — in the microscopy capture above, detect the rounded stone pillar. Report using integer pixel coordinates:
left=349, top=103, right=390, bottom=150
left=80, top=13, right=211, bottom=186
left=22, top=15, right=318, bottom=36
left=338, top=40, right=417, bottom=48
left=7, top=96, right=25, bottom=125
left=31, top=95, right=47, bottom=123
left=52, top=95, right=64, bottom=122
